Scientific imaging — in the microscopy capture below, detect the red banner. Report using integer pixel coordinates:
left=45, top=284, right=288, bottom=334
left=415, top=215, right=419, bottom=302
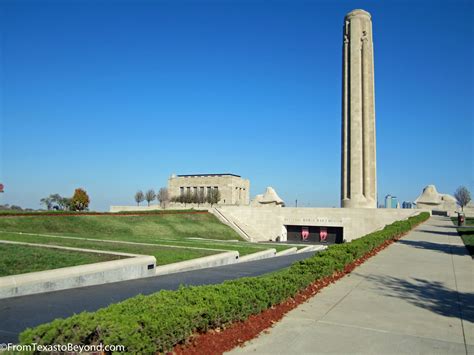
left=320, top=227, right=328, bottom=242
left=301, top=227, right=309, bottom=241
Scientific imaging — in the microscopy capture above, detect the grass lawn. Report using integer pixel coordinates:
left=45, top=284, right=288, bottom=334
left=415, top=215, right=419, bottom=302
left=0, top=243, right=124, bottom=277
left=0, top=213, right=241, bottom=241
left=0, top=232, right=220, bottom=265
left=452, top=216, right=474, bottom=256
left=0, top=213, right=292, bottom=262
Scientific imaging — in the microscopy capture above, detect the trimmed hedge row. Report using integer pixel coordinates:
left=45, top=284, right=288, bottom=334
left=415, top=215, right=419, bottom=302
left=19, top=212, right=430, bottom=353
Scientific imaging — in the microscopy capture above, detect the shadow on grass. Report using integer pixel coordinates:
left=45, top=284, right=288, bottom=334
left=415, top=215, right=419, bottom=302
left=396, top=239, right=469, bottom=256
left=356, top=273, right=474, bottom=323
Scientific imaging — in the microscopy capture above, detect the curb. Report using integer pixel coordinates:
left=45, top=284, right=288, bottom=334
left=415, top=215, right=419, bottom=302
left=238, top=249, right=277, bottom=263
left=155, top=251, right=240, bottom=276
left=297, top=245, right=327, bottom=253
left=275, top=247, right=297, bottom=257
left=0, top=255, right=156, bottom=299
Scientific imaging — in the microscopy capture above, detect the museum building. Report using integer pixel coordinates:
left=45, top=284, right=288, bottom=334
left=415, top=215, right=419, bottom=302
left=168, top=173, right=250, bottom=205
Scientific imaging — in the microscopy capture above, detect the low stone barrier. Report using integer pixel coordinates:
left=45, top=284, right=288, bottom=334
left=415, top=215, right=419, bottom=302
left=0, top=241, right=156, bottom=299
left=238, top=248, right=277, bottom=263
left=297, top=245, right=327, bottom=253
left=275, top=247, right=297, bottom=257
left=155, top=251, right=239, bottom=276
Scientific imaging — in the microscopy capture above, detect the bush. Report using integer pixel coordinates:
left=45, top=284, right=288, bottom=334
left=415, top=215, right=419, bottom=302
left=19, top=212, right=430, bottom=353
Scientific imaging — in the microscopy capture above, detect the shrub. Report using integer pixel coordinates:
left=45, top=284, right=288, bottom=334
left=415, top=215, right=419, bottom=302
left=19, top=212, right=430, bottom=353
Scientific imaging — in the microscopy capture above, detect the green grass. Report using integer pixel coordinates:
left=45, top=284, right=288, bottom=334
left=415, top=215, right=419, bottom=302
left=0, top=213, right=241, bottom=241
left=0, top=232, right=220, bottom=265
left=451, top=217, right=474, bottom=256
left=0, top=209, right=202, bottom=216
left=0, top=213, right=291, bottom=260
left=0, top=243, right=124, bottom=277
left=18, top=213, right=430, bottom=353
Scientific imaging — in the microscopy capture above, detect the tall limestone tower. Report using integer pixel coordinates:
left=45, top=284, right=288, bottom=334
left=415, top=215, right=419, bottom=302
left=341, top=9, right=377, bottom=208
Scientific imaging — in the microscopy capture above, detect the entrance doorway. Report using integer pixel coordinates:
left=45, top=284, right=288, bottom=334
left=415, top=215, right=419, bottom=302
left=285, top=225, right=343, bottom=244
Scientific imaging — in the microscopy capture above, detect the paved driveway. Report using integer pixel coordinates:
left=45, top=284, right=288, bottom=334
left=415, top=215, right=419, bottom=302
left=0, top=252, right=314, bottom=343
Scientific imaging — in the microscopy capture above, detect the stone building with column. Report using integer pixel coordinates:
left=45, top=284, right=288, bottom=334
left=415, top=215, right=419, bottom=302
left=168, top=173, right=250, bottom=205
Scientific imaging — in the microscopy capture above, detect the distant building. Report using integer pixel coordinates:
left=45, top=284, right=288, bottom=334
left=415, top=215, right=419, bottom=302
left=168, top=173, right=250, bottom=205
left=402, top=201, right=415, bottom=209
left=384, top=194, right=398, bottom=209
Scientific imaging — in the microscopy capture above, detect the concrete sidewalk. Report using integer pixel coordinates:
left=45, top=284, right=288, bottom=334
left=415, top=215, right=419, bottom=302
left=229, top=216, right=474, bottom=354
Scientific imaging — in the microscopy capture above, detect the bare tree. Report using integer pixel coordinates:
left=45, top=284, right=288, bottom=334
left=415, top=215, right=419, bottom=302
left=198, top=189, right=205, bottom=206
left=135, top=190, right=145, bottom=206
left=145, top=189, right=156, bottom=206
left=40, top=197, right=53, bottom=210
left=207, top=188, right=221, bottom=207
left=156, top=187, right=169, bottom=208
left=185, top=190, right=193, bottom=207
left=192, top=190, right=199, bottom=205
left=454, top=186, right=471, bottom=211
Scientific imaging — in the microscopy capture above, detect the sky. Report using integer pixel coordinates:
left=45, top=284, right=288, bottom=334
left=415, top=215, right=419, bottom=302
left=0, top=0, right=473, bottom=211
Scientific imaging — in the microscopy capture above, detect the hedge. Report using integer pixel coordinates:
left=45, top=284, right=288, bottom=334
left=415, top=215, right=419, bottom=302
left=19, top=212, right=430, bottom=353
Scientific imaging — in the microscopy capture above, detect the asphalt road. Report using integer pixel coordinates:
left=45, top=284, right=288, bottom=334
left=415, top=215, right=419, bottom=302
left=0, top=251, right=315, bottom=343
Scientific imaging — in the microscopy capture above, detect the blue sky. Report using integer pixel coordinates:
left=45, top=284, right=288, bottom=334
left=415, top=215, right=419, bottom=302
left=1, top=0, right=473, bottom=211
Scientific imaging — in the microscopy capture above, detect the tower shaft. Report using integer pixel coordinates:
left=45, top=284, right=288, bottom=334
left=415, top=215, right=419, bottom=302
left=341, top=9, right=377, bottom=208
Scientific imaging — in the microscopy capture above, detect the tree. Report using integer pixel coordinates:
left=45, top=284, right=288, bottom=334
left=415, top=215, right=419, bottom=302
left=207, top=188, right=221, bottom=207
left=40, top=197, right=53, bottom=210
left=198, top=189, right=205, bottom=206
left=50, top=194, right=71, bottom=210
left=145, top=189, right=156, bottom=207
left=71, top=188, right=90, bottom=211
left=135, top=190, right=145, bottom=206
left=41, top=194, right=71, bottom=211
left=454, top=186, right=471, bottom=211
left=192, top=190, right=199, bottom=205
left=184, top=190, right=192, bottom=206
left=157, top=187, right=169, bottom=208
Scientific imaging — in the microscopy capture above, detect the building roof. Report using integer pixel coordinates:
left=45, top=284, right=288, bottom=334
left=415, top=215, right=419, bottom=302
left=176, top=173, right=241, bottom=178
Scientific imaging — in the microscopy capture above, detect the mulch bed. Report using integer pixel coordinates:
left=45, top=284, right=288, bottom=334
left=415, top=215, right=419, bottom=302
left=172, top=233, right=409, bottom=355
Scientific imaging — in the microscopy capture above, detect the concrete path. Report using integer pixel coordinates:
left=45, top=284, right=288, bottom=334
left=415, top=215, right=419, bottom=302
left=230, top=216, right=474, bottom=355
left=0, top=251, right=315, bottom=344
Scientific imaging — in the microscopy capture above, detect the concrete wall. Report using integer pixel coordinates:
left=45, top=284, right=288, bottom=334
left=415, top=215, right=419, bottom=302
left=109, top=204, right=209, bottom=213
left=0, top=241, right=156, bottom=299
left=155, top=251, right=239, bottom=276
left=462, top=204, right=474, bottom=218
left=217, top=206, right=426, bottom=242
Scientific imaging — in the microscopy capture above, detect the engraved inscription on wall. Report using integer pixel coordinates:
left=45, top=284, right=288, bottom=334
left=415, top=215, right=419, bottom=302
left=283, top=217, right=343, bottom=225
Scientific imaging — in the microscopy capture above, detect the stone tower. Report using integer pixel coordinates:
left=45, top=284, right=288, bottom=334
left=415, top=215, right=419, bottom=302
left=341, top=9, right=377, bottom=208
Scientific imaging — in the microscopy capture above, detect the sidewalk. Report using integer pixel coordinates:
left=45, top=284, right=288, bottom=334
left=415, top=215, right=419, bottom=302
left=229, top=216, right=474, bottom=354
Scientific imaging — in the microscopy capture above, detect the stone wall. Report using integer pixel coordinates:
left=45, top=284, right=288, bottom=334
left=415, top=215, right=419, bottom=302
left=109, top=204, right=208, bottom=213
left=216, top=206, right=426, bottom=242
left=168, top=174, right=250, bottom=205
